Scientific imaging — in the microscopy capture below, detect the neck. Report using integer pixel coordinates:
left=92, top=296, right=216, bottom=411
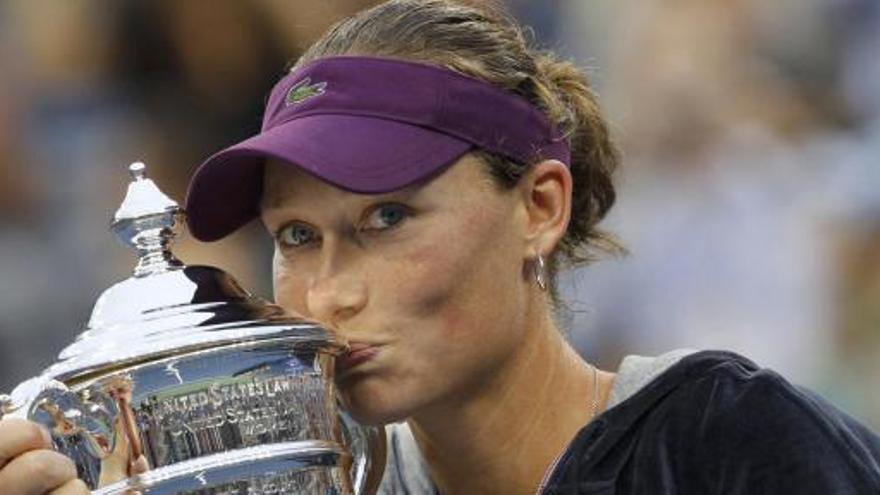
left=407, top=300, right=612, bottom=494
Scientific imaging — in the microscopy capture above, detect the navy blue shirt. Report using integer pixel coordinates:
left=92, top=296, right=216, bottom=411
left=543, top=351, right=880, bottom=494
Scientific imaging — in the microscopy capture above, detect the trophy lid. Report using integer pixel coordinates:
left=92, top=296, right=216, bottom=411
left=43, top=163, right=345, bottom=383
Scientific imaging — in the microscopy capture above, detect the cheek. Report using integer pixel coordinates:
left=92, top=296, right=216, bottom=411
left=272, top=252, right=309, bottom=314
left=388, top=211, right=521, bottom=339
left=397, top=244, right=459, bottom=312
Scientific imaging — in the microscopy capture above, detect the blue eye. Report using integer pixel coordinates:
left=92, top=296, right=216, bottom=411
left=277, top=223, right=318, bottom=248
left=364, top=204, right=408, bottom=231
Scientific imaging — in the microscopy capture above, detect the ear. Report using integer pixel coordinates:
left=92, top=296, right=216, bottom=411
left=518, top=159, right=572, bottom=258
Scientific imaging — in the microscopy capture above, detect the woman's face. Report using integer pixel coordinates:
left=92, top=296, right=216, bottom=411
left=260, top=155, right=533, bottom=425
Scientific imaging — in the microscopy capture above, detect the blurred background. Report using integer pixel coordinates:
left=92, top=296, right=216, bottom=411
left=0, top=0, right=877, bottom=428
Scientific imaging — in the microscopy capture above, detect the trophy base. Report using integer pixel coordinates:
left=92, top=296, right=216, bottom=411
left=94, top=441, right=353, bottom=494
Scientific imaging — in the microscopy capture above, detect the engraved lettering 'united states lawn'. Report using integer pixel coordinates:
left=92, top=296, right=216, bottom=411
left=138, top=373, right=333, bottom=461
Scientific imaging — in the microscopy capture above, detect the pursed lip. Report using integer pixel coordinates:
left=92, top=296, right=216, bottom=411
left=336, top=342, right=384, bottom=375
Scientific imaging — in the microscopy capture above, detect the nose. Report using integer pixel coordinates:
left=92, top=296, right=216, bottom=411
left=305, top=260, right=368, bottom=328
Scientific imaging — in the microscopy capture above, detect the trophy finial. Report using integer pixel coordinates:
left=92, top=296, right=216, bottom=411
left=112, top=162, right=184, bottom=277
left=129, top=161, right=147, bottom=180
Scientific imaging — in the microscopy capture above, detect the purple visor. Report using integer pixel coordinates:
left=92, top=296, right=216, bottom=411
left=185, top=55, right=570, bottom=242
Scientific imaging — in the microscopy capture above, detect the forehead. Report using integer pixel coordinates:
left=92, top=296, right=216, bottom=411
left=259, top=154, right=494, bottom=210
left=261, top=160, right=329, bottom=209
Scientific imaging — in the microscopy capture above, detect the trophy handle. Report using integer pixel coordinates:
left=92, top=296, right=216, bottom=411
left=338, top=409, right=387, bottom=495
left=4, top=376, right=145, bottom=490
left=26, top=379, right=120, bottom=461
left=0, top=394, right=15, bottom=417
left=1, top=376, right=48, bottom=420
left=360, top=425, right=387, bottom=495
left=0, top=375, right=147, bottom=489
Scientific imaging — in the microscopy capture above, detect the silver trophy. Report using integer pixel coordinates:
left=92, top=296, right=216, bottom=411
left=0, top=163, right=385, bottom=494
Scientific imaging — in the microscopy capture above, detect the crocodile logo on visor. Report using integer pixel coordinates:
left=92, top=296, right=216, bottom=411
left=286, top=78, right=327, bottom=106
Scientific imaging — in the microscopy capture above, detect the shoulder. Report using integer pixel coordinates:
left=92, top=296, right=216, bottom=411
left=607, top=347, right=698, bottom=407
left=545, top=350, right=880, bottom=494
left=637, top=350, right=880, bottom=492
left=668, top=350, right=876, bottom=451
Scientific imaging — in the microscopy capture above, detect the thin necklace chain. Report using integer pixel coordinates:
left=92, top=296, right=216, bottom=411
left=588, top=361, right=599, bottom=421
left=535, top=361, right=601, bottom=495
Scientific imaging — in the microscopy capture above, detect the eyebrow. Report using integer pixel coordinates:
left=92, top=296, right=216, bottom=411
left=259, top=193, right=289, bottom=211
left=259, top=185, right=423, bottom=218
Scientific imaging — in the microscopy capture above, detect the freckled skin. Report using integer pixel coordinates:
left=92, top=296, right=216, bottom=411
left=261, top=155, right=529, bottom=425
left=261, top=154, right=612, bottom=493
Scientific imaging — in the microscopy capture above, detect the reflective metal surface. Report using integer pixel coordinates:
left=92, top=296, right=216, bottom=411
left=94, top=442, right=351, bottom=494
left=0, top=163, right=384, bottom=493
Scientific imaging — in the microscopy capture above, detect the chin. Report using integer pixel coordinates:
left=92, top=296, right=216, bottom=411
left=337, top=378, right=415, bottom=426
left=342, top=406, right=401, bottom=426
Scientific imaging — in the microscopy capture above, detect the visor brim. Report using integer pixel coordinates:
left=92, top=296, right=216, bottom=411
left=185, top=114, right=473, bottom=242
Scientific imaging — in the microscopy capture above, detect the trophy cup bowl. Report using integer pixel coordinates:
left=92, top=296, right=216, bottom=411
left=0, top=163, right=384, bottom=494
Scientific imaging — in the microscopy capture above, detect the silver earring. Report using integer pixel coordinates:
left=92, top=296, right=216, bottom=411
left=534, top=254, right=548, bottom=291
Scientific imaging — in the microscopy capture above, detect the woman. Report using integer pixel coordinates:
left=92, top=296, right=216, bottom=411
left=1, top=1, right=879, bottom=493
